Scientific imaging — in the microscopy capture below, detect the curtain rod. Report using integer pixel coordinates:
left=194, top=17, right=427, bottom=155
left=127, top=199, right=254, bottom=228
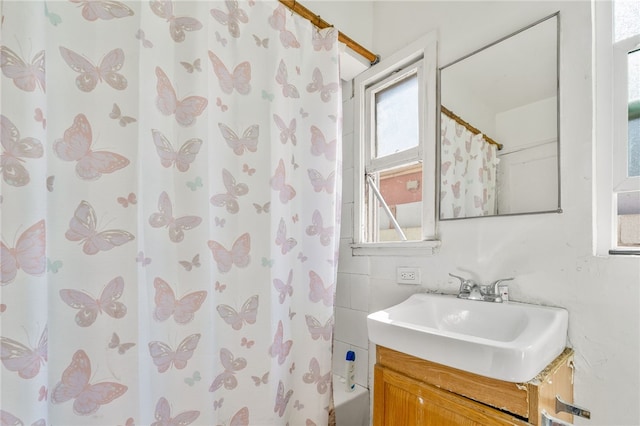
left=441, top=106, right=503, bottom=150
left=277, top=0, right=380, bottom=65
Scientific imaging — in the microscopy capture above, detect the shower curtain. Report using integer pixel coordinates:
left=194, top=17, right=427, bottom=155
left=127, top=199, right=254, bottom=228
left=0, top=1, right=341, bottom=425
left=440, top=113, right=499, bottom=218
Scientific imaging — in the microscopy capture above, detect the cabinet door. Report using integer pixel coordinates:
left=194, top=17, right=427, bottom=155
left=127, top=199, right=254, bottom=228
left=374, top=365, right=529, bottom=426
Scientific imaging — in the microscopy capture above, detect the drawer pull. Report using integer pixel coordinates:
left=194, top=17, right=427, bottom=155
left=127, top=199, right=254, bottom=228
left=542, top=410, right=573, bottom=426
left=556, top=395, right=591, bottom=419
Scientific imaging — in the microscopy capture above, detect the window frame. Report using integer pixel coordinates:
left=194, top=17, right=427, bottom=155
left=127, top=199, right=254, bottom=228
left=594, top=0, right=640, bottom=255
left=352, top=32, right=440, bottom=256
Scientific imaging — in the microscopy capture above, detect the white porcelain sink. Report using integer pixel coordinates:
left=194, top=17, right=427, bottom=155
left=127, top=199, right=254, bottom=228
left=367, top=293, right=568, bottom=383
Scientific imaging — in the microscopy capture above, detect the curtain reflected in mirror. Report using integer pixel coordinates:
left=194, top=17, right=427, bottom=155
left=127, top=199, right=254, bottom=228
left=439, top=13, right=560, bottom=220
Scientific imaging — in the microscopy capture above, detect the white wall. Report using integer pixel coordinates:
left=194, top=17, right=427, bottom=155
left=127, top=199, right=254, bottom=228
left=315, top=1, right=640, bottom=425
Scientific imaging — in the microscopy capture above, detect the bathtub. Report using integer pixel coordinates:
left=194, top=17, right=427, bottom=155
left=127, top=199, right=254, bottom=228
left=333, top=374, right=370, bottom=426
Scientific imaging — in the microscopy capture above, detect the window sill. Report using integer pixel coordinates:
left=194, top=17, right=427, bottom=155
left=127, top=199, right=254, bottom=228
left=351, top=240, right=441, bottom=256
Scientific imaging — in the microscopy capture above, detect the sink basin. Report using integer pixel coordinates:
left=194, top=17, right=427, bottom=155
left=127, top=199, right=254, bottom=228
left=367, top=293, right=568, bottom=383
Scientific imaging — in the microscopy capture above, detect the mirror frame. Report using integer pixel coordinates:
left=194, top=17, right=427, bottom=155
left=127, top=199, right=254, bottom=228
left=437, top=12, right=562, bottom=221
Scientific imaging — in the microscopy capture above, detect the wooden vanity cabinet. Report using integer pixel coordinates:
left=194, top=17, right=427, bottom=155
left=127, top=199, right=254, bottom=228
left=373, top=346, right=574, bottom=426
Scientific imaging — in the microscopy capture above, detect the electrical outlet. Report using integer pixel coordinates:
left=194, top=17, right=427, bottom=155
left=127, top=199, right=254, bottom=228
left=397, top=267, right=420, bottom=284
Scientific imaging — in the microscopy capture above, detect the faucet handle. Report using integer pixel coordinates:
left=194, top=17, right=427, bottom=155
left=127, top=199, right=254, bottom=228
left=449, top=273, right=473, bottom=294
left=489, top=277, right=514, bottom=294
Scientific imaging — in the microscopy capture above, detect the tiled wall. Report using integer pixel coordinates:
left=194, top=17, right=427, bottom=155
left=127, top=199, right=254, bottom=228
left=332, top=80, right=371, bottom=389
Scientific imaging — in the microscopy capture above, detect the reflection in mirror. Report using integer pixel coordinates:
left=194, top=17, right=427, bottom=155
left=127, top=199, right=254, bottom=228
left=439, top=13, right=560, bottom=220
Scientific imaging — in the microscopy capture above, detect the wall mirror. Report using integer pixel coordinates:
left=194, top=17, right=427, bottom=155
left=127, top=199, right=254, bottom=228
left=439, top=13, right=560, bottom=220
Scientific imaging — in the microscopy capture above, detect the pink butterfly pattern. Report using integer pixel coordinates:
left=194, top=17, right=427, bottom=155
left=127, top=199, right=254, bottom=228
left=149, top=191, right=202, bottom=243
left=59, top=276, right=127, bottom=327
left=209, top=348, right=247, bottom=392
left=306, top=68, right=338, bottom=102
left=210, top=168, right=249, bottom=213
left=302, top=357, right=330, bottom=394
left=218, top=123, right=259, bottom=155
left=151, top=129, right=202, bottom=172
left=268, top=320, right=292, bottom=365
left=54, top=114, right=130, bottom=180
left=1, top=114, right=44, bottom=187
left=216, top=294, right=258, bottom=330
left=208, top=52, right=251, bottom=95
left=59, top=47, right=127, bottom=92
left=208, top=233, right=251, bottom=273
left=155, top=67, right=208, bottom=127
left=148, top=333, right=201, bottom=373
left=270, top=159, right=296, bottom=204
left=1, top=2, right=341, bottom=423
left=0, top=46, right=46, bottom=92
left=308, top=271, right=333, bottom=307
left=69, top=0, right=134, bottom=21
left=153, top=277, right=207, bottom=325
left=210, top=0, right=248, bottom=38
left=51, top=350, right=127, bottom=416
left=0, top=325, right=47, bottom=379
left=151, top=397, right=200, bottom=426
left=0, top=219, right=46, bottom=284
left=273, top=269, right=293, bottom=304
left=309, top=125, right=337, bottom=161
left=268, top=5, right=300, bottom=49
left=149, top=0, right=203, bottom=42
left=65, top=200, right=134, bottom=255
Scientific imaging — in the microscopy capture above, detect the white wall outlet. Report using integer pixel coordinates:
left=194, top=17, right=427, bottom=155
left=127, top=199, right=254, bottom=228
left=397, top=267, right=421, bottom=284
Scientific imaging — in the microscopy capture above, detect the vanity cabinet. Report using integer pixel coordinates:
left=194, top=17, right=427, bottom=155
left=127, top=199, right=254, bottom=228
left=373, top=346, right=574, bottom=426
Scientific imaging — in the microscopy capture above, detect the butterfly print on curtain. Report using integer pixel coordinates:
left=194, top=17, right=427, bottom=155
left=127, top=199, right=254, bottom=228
left=153, top=277, right=207, bottom=325
left=305, top=315, right=333, bottom=341
left=216, top=294, right=258, bottom=330
left=302, top=357, right=330, bottom=394
left=208, top=233, right=251, bottom=273
left=218, top=123, right=259, bottom=155
left=210, top=168, right=249, bottom=213
left=308, top=271, right=333, bottom=307
left=59, top=47, right=127, bottom=92
left=54, top=114, right=130, bottom=180
left=0, top=46, right=46, bottom=92
left=0, top=325, right=47, bottom=379
left=275, top=218, right=297, bottom=255
left=148, top=191, right=202, bottom=243
left=275, top=59, right=299, bottom=98
left=274, top=380, right=293, bottom=417
left=208, top=51, right=251, bottom=95
left=305, top=210, right=333, bottom=246
left=65, top=200, right=134, bottom=255
left=69, top=0, right=134, bottom=21
left=151, top=397, right=200, bottom=426
left=273, top=114, right=296, bottom=144
left=148, top=333, right=201, bottom=373
left=209, top=348, right=247, bottom=392
left=309, top=125, right=336, bottom=161
left=306, top=68, right=338, bottom=102
left=59, top=276, right=127, bottom=327
left=155, top=67, right=208, bottom=127
left=149, top=0, right=202, bottom=43
left=273, top=269, right=293, bottom=304
left=151, top=129, right=202, bottom=172
left=270, top=159, right=296, bottom=204
left=51, top=350, right=127, bottom=416
left=210, top=0, right=248, bottom=38
left=1, top=114, right=44, bottom=187
left=269, top=320, right=292, bottom=365
left=0, top=219, right=46, bottom=284
left=268, top=5, right=300, bottom=48
left=108, top=333, right=135, bottom=355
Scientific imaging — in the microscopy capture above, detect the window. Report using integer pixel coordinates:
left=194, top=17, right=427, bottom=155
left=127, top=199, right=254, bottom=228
left=352, top=32, right=439, bottom=255
left=595, top=0, right=640, bottom=254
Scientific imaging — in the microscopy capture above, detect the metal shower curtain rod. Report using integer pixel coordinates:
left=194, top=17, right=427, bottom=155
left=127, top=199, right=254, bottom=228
left=277, top=0, right=380, bottom=65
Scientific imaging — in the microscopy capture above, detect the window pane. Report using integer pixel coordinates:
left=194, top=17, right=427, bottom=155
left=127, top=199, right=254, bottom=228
left=615, top=0, right=640, bottom=42
left=368, top=163, right=423, bottom=242
left=629, top=49, right=640, bottom=177
left=375, top=74, right=418, bottom=158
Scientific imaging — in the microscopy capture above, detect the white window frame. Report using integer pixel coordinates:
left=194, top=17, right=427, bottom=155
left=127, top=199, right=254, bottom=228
left=352, top=32, right=440, bottom=256
left=594, top=1, right=640, bottom=255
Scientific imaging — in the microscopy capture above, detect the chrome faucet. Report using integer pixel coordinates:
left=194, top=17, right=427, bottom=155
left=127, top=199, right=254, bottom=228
left=449, top=273, right=514, bottom=303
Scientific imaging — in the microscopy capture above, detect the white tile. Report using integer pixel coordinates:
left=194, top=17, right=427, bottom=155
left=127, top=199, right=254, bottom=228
left=334, top=306, right=369, bottom=349
left=332, top=339, right=350, bottom=376
left=335, top=273, right=351, bottom=308
left=341, top=167, right=354, bottom=204
left=338, top=238, right=369, bottom=274
left=349, top=273, right=370, bottom=312
left=341, top=131, right=354, bottom=170
left=340, top=202, right=353, bottom=239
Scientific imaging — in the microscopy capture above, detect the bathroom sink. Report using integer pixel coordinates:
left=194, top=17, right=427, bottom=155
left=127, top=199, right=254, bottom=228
left=367, top=293, right=568, bottom=383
